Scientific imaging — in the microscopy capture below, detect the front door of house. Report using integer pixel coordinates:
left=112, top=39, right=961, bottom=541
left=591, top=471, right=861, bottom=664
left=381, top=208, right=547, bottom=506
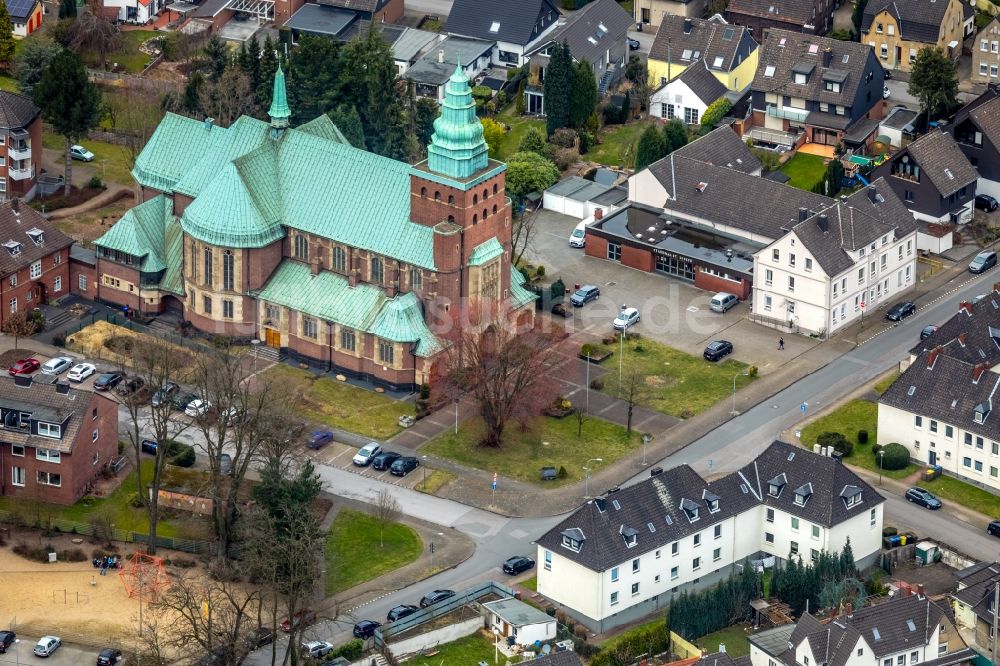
left=928, top=451, right=936, bottom=466
left=264, top=328, right=280, bottom=348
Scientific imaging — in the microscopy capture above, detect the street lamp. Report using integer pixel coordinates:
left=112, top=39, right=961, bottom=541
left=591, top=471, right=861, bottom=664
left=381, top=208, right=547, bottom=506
left=421, top=455, right=428, bottom=490
left=878, top=449, right=885, bottom=486
left=642, top=433, right=650, bottom=466
left=493, top=627, right=500, bottom=664
left=731, top=368, right=750, bottom=416
left=618, top=305, right=629, bottom=386
left=14, top=638, right=19, bottom=666
left=454, top=399, right=459, bottom=435
left=250, top=338, right=261, bottom=374
left=584, top=457, right=603, bottom=499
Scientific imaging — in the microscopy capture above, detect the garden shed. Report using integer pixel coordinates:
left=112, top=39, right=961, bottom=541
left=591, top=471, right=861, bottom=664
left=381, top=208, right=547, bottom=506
left=543, top=176, right=616, bottom=219
left=482, top=598, right=556, bottom=646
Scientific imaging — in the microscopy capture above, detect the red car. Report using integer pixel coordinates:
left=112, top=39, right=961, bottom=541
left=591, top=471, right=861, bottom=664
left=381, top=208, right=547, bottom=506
left=279, top=609, right=316, bottom=633
left=8, top=358, right=40, bottom=376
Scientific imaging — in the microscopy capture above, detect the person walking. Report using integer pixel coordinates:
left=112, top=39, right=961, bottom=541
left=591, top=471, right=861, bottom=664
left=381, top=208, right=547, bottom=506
left=778, top=337, right=785, bottom=350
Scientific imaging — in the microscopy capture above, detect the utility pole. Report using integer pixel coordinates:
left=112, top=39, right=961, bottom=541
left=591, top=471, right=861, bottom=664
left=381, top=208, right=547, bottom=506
left=992, top=581, right=998, bottom=664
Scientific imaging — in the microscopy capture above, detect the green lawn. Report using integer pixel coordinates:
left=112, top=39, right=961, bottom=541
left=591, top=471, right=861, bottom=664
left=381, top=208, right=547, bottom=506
left=262, top=364, right=412, bottom=440
left=923, top=474, right=1000, bottom=518
left=593, top=337, right=754, bottom=419
left=323, top=509, right=422, bottom=595
left=41, top=133, right=135, bottom=186
left=585, top=120, right=655, bottom=168
left=496, top=108, right=546, bottom=160
left=695, top=624, right=752, bottom=657
left=520, top=576, right=537, bottom=591
left=0, top=75, right=18, bottom=92
left=81, top=30, right=159, bottom=74
left=780, top=153, right=828, bottom=191
left=422, top=415, right=640, bottom=486
left=411, top=633, right=521, bottom=665
left=799, top=399, right=917, bottom=479
left=874, top=371, right=900, bottom=396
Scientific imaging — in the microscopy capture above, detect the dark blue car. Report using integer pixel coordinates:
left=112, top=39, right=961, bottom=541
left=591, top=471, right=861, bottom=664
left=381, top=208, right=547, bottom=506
left=307, top=430, right=334, bottom=450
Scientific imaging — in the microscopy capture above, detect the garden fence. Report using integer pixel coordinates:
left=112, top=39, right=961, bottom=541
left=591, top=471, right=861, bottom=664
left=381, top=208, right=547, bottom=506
left=59, top=312, right=221, bottom=358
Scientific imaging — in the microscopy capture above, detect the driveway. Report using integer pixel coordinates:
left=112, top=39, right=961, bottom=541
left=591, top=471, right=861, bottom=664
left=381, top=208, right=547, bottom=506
left=524, top=209, right=820, bottom=371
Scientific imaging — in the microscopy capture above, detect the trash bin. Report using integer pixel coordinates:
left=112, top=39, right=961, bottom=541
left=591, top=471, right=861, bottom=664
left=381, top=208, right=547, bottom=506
left=899, top=535, right=907, bottom=546
left=888, top=535, right=901, bottom=548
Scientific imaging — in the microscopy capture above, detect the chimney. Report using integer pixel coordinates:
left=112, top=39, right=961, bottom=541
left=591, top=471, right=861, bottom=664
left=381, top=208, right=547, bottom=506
left=798, top=207, right=809, bottom=222
left=683, top=17, right=692, bottom=33
left=438, top=48, right=445, bottom=63
left=311, top=257, right=321, bottom=276
left=916, top=584, right=925, bottom=597
left=867, top=186, right=878, bottom=204
left=959, top=301, right=974, bottom=316
left=993, top=282, right=1000, bottom=295
left=927, top=346, right=942, bottom=370
left=204, top=117, right=214, bottom=130
left=817, top=214, right=829, bottom=232
left=594, top=208, right=603, bottom=220
left=348, top=272, right=358, bottom=288
left=958, top=332, right=967, bottom=347
left=822, top=48, right=833, bottom=67
left=973, top=363, right=989, bottom=383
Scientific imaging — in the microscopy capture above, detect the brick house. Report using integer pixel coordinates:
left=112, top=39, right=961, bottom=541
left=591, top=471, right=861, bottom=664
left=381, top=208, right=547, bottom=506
left=727, top=0, right=835, bottom=37
left=0, top=377, right=119, bottom=505
left=0, top=199, right=73, bottom=330
left=0, top=91, right=42, bottom=202
left=861, top=0, right=967, bottom=73
left=972, top=18, right=1000, bottom=85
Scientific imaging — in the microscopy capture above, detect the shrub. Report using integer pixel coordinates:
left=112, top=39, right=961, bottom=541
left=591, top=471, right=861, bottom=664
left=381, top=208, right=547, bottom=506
left=536, top=265, right=545, bottom=277
left=555, top=610, right=567, bottom=624
left=747, top=366, right=758, bottom=377
left=817, top=431, right=852, bottom=456
left=419, top=383, right=431, bottom=400
left=857, top=429, right=869, bottom=444
left=882, top=526, right=898, bottom=536
left=87, top=175, right=104, bottom=189
left=103, top=335, right=135, bottom=356
left=330, top=640, right=364, bottom=661
left=557, top=465, right=568, bottom=479
left=580, top=343, right=595, bottom=357
left=550, top=128, right=577, bottom=149
left=169, top=442, right=196, bottom=468
left=551, top=147, right=577, bottom=170
left=879, top=442, right=910, bottom=470
left=590, top=622, right=670, bottom=666
left=61, top=548, right=87, bottom=562
left=52, top=334, right=66, bottom=347
left=574, top=624, right=588, bottom=639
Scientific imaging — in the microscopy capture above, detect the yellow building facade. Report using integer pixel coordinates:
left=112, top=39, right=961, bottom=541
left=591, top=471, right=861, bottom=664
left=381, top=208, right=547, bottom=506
left=862, top=0, right=965, bottom=72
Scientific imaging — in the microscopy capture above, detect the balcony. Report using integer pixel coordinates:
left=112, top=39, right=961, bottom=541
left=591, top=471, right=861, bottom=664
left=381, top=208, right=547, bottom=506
left=8, top=164, right=34, bottom=181
left=765, top=105, right=809, bottom=122
left=7, top=142, right=30, bottom=160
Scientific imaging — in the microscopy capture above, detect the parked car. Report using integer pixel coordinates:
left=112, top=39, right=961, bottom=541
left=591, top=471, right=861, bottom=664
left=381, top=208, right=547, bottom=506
left=627, top=37, right=640, bottom=50
left=96, top=647, right=123, bottom=665
left=882, top=85, right=890, bottom=99
left=353, top=442, right=382, bottom=466
left=703, top=340, right=733, bottom=361
left=386, top=605, right=419, bottom=622
left=67, top=362, right=97, bottom=382
left=70, top=145, right=94, bottom=161
left=419, top=589, right=455, bottom=608
left=905, top=487, right=942, bottom=509
left=551, top=302, right=572, bottom=318
left=0, top=631, right=14, bottom=653
left=920, top=324, right=939, bottom=340
left=33, top=636, right=60, bottom=657
left=196, top=646, right=232, bottom=666
left=8, top=358, right=39, bottom=376
left=308, top=430, right=335, bottom=450
left=279, top=609, right=316, bottom=632
left=568, top=221, right=587, bottom=248
left=116, top=376, right=145, bottom=397
left=502, top=555, right=535, bottom=575
left=94, top=371, right=124, bottom=391
left=140, top=439, right=158, bottom=455
left=976, top=194, right=999, bottom=212
left=709, top=292, right=739, bottom=313
left=40, top=356, right=73, bottom=375
left=885, top=301, right=916, bottom=321
left=988, top=519, right=1000, bottom=538
left=322, top=659, right=350, bottom=666
left=151, top=382, right=180, bottom=407
left=353, top=620, right=382, bottom=639
left=302, top=641, right=334, bottom=659
left=244, top=627, right=274, bottom=651
left=185, top=399, right=212, bottom=417
left=613, top=307, right=640, bottom=330
left=372, top=451, right=402, bottom=471
left=569, top=284, right=600, bottom=306
left=219, top=453, right=233, bottom=476
left=969, top=250, right=998, bottom=274
left=390, top=456, right=419, bottom=476
left=171, top=392, right=199, bottom=411
left=221, top=405, right=247, bottom=426
left=539, top=466, right=557, bottom=481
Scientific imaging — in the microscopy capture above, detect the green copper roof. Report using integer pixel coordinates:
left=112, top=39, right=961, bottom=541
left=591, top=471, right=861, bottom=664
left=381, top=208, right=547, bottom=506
left=426, top=65, right=489, bottom=180
left=468, top=237, right=503, bottom=266
left=132, top=113, right=232, bottom=192
left=95, top=194, right=169, bottom=271
left=159, top=217, right=185, bottom=296
left=181, top=160, right=285, bottom=248
left=255, top=261, right=443, bottom=357
left=173, top=115, right=271, bottom=198
left=295, top=114, right=350, bottom=144
left=510, top=264, right=537, bottom=310
left=268, top=65, right=291, bottom=128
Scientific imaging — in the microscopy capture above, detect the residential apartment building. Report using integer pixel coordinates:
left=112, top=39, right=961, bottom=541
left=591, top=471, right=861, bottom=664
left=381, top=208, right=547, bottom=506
left=953, top=562, right=1000, bottom=662
left=948, top=86, right=1000, bottom=200
left=534, top=442, right=884, bottom=632
left=727, top=0, right=835, bottom=37
left=0, top=91, right=41, bottom=202
left=445, top=0, right=560, bottom=68
left=973, top=19, right=1000, bottom=84
left=872, top=130, right=978, bottom=225
left=748, top=591, right=975, bottom=666
left=634, top=0, right=705, bottom=29
left=861, top=0, right=967, bottom=73
left=0, top=376, right=119, bottom=505
left=648, top=14, right=759, bottom=93
left=94, top=67, right=535, bottom=392
left=752, top=180, right=919, bottom=336
left=748, top=30, right=885, bottom=151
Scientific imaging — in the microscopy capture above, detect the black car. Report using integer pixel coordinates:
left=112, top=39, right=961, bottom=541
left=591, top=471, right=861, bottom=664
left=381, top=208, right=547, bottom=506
left=390, top=456, right=420, bottom=476
left=171, top=392, right=199, bottom=411
left=116, top=376, right=145, bottom=397
left=976, top=194, right=999, bottom=212
left=94, top=371, right=125, bottom=391
left=905, top=487, right=942, bottom=509
left=703, top=340, right=733, bottom=361
left=920, top=324, right=939, bottom=340
left=502, top=555, right=535, bottom=575
left=970, top=250, right=998, bottom=274
left=151, top=382, right=180, bottom=407
left=386, top=604, right=419, bottom=622
left=885, top=301, right=916, bottom=321
left=244, top=627, right=274, bottom=651
left=352, top=620, right=381, bottom=639
left=96, top=648, right=123, bottom=665
left=0, top=631, right=14, bottom=654
left=140, top=438, right=159, bottom=455
left=988, top=520, right=1000, bottom=538
left=372, top=451, right=402, bottom=471
left=569, top=284, right=600, bottom=306
left=627, top=37, right=640, bottom=50
left=419, top=589, right=456, bottom=608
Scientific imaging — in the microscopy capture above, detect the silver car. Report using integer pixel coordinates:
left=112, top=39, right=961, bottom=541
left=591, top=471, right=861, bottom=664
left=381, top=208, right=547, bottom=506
left=40, top=356, right=73, bottom=375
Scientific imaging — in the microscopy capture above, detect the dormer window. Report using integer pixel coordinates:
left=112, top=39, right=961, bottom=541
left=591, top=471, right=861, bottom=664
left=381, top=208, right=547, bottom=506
left=561, top=528, right=585, bottom=552
left=37, top=423, right=61, bottom=439
left=841, top=484, right=863, bottom=508
left=703, top=489, right=721, bottom=513
left=621, top=526, right=638, bottom=548
left=794, top=483, right=813, bottom=506
left=4, top=241, right=21, bottom=256
left=26, top=228, right=44, bottom=246
left=681, top=498, right=700, bottom=522
left=975, top=402, right=990, bottom=424
left=768, top=473, right=787, bottom=497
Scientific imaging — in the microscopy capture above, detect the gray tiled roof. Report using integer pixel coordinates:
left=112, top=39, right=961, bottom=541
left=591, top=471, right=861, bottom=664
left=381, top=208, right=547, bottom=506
left=862, top=0, right=950, bottom=43
left=910, top=291, right=1000, bottom=366
left=531, top=651, right=584, bottom=666
left=727, top=0, right=817, bottom=27
left=646, top=155, right=829, bottom=240
left=674, top=60, right=729, bottom=106
left=0, top=201, right=74, bottom=278
left=954, top=562, right=1000, bottom=626
left=880, top=349, right=1000, bottom=444
left=0, top=91, right=39, bottom=131
left=969, top=97, right=1000, bottom=148
left=535, top=442, right=882, bottom=572
left=528, top=0, right=632, bottom=66
left=0, top=376, right=97, bottom=454
left=404, top=36, right=495, bottom=86
left=315, top=0, right=390, bottom=13
left=752, top=29, right=877, bottom=107
left=835, top=594, right=947, bottom=658
left=446, top=0, right=559, bottom=46
left=904, top=130, right=978, bottom=197
left=696, top=652, right=743, bottom=666
left=673, top=126, right=762, bottom=174
left=649, top=14, right=754, bottom=72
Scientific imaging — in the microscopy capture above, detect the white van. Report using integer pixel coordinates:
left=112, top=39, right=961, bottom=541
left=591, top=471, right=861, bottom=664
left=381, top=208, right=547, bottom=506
left=709, top=292, right=740, bottom=313
left=569, top=221, right=587, bottom=248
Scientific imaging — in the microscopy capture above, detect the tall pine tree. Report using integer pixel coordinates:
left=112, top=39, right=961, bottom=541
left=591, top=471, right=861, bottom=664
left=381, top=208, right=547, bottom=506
left=635, top=124, right=666, bottom=170
left=340, top=27, right=407, bottom=159
left=543, top=42, right=572, bottom=136
left=328, top=105, right=365, bottom=148
left=256, top=36, right=278, bottom=114
left=287, top=35, right=339, bottom=124
left=0, top=1, right=15, bottom=69
left=570, top=59, right=596, bottom=129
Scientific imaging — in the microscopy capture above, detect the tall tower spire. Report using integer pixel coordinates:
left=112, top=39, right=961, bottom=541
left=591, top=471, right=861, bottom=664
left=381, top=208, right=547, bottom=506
left=426, top=65, right=488, bottom=180
left=268, top=64, right=291, bottom=130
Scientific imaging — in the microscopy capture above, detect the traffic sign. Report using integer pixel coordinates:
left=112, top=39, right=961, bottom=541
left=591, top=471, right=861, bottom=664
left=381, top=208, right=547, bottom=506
left=800, top=402, right=808, bottom=413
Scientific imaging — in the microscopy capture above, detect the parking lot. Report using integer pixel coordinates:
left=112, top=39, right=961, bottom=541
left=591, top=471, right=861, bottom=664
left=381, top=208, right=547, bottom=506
left=306, top=440, right=431, bottom=490
left=0, top=637, right=112, bottom=666
left=525, top=209, right=823, bottom=372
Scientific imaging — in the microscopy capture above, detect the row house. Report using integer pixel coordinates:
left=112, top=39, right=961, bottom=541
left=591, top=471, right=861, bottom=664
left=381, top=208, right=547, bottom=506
left=648, top=14, right=759, bottom=93
left=948, top=86, right=1000, bottom=200
left=727, top=0, right=836, bottom=37
left=861, top=0, right=970, bottom=73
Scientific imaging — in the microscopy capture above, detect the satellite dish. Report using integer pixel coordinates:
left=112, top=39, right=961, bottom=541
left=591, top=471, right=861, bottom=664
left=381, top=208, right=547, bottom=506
left=543, top=644, right=552, bottom=654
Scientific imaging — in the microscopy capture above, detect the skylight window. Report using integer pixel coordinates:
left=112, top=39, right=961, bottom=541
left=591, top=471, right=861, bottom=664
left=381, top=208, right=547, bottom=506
left=723, top=27, right=735, bottom=40
left=764, top=65, right=776, bottom=77
left=490, top=21, right=500, bottom=33
left=842, top=54, right=850, bottom=63
left=682, top=49, right=693, bottom=60
left=3, top=241, right=21, bottom=256
left=906, top=620, right=917, bottom=632
left=596, top=22, right=607, bottom=37
left=808, top=44, right=819, bottom=54
left=778, top=37, right=786, bottom=47
left=713, top=56, right=724, bottom=68
left=588, top=36, right=597, bottom=44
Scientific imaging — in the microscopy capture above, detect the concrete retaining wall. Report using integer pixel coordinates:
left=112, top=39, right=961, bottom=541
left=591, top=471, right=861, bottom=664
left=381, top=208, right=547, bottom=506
left=388, top=616, right=482, bottom=658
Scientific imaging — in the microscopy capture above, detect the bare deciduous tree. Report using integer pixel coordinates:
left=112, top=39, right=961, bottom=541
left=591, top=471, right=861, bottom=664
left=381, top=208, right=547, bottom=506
left=372, top=488, right=401, bottom=548
left=2, top=309, right=38, bottom=349
left=104, top=85, right=164, bottom=171
left=510, top=206, right=538, bottom=267
left=199, top=67, right=254, bottom=128
left=69, top=5, right=123, bottom=70
left=606, top=365, right=652, bottom=439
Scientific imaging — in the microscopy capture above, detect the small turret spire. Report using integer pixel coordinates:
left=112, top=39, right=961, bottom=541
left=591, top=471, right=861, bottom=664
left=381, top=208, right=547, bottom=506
left=268, top=64, right=291, bottom=130
left=426, top=64, right=488, bottom=180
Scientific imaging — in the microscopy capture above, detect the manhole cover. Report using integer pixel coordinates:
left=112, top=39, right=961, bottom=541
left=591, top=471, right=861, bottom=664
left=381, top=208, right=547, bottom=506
left=687, top=306, right=699, bottom=312
left=606, top=281, right=617, bottom=286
